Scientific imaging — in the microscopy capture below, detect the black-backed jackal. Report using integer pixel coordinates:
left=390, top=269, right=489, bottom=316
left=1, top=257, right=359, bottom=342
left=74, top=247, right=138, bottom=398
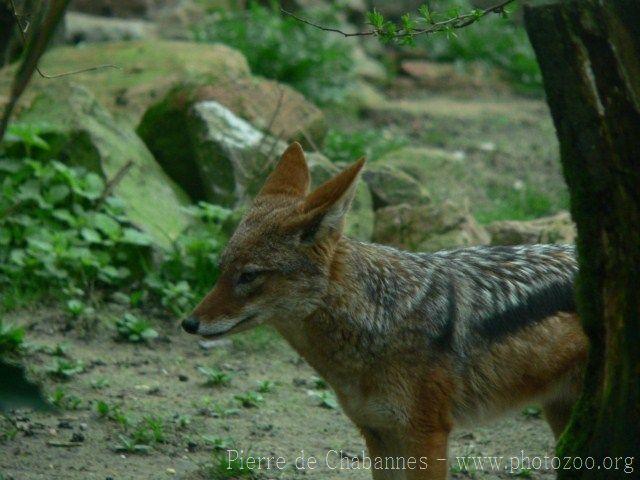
left=182, top=143, right=587, bottom=479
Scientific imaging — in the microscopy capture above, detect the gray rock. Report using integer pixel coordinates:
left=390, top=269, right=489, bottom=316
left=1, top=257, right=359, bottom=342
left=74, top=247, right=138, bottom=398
left=373, top=201, right=490, bottom=252
left=18, top=83, right=191, bottom=249
left=64, top=12, right=158, bottom=43
left=487, top=211, right=576, bottom=245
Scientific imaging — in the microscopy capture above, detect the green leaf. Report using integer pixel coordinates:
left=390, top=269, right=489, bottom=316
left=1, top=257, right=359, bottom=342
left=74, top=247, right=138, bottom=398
left=80, top=228, right=101, bottom=243
left=93, top=213, right=121, bottom=239
left=366, top=8, right=384, bottom=29
left=121, top=228, right=152, bottom=246
left=83, top=173, right=105, bottom=200
left=52, top=209, right=76, bottom=226
left=45, top=184, right=70, bottom=204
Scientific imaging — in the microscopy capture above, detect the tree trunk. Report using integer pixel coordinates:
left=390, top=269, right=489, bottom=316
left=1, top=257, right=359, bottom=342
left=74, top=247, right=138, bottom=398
left=524, top=1, right=639, bottom=478
left=0, top=0, right=17, bottom=66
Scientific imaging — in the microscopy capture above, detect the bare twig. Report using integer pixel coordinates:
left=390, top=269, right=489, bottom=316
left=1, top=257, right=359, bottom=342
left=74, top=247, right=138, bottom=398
left=9, top=0, right=119, bottom=79
left=280, top=8, right=374, bottom=37
left=97, top=160, right=134, bottom=205
left=281, top=0, right=517, bottom=39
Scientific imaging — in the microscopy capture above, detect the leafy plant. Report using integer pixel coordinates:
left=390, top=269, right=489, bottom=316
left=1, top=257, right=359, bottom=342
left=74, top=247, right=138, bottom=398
left=209, top=447, right=257, bottom=479
left=0, top=157, right=152, bottom=298
left=202, top=435, right=233, bottom=451
left=198, top=367, right=232, bottom=387
left=49, top=387, right=82, bottom=410
left=310, top=390, right=338, bottom=409
left=193, top=2, right=354, bottom=105
left=146, top=202, right=232, bottom=317
left=115, top=313, right=158, bottom=343
left=0, top=319, right=25, bottom=354
left=113, top=434, right=151, bottom=454
left=234, top=391, right=264, bottom=408
left=133, top=416, right=165, bottom=444
left=46, top=357, right=84, bottom=380
left=257, top=380, right=275, bottom=393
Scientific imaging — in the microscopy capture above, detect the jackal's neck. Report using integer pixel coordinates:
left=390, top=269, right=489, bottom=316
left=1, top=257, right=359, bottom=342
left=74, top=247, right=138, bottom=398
left=273, top=238, right=430, bottom=379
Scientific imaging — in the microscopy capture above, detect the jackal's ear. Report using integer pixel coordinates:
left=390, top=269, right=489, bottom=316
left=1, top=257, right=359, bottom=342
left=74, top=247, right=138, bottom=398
left=257, top=142, right=310, bottom=198
left=294, top=158, right=365, bottom=242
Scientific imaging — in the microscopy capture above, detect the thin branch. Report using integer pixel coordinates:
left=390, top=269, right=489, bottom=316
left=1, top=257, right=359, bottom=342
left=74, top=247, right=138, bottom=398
left=9, top=0, right=119, bottom=79
left=281, top=0, right=517, bottom=39
left=280, top=8, right=374, bottom=37
left=97, top=159, right=134, bottom=205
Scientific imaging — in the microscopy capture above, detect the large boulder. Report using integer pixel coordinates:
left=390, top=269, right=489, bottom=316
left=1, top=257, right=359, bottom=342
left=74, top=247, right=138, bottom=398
left=0, top=41, right=251, bottom=124
left=373, top=202, right=490, bottom=252
left=189, top=79, right=327, bottom=148
left=138, top=93, right=373, bottom=240
left=487, top=211, right=576, bottom=245
left=362, top=164, right=430, bottom=210
left=17, top=83, right=191, bottom=249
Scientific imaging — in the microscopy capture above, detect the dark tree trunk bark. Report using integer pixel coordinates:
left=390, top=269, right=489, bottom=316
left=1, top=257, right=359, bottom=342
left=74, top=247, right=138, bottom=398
left=524, top=1, right=640, bottom=478
left=0, top=0, right=17, bottom=66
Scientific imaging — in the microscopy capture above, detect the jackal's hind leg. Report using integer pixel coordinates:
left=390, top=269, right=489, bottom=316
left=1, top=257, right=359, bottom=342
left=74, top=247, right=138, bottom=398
left=542, top=399, right=574, bottom=440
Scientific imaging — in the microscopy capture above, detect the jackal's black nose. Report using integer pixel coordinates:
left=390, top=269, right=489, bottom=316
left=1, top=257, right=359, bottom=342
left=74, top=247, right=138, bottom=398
left=181, top=316, right=200, bottom=334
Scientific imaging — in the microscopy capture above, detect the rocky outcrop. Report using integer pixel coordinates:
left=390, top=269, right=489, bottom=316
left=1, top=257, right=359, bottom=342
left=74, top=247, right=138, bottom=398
left=373, top=202, right=490, bottom=252
left=17, top=83, right=191, bottom=248
left=487, top=211, right=576, bottom=245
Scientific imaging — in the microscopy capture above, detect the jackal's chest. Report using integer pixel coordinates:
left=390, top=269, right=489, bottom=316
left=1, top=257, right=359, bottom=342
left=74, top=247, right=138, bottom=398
left=333, top=381, right=410, bottom=430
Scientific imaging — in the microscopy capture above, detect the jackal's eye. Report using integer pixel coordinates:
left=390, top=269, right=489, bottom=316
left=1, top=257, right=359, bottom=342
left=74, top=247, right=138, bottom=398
left=237, top=270, right=261, bottom=285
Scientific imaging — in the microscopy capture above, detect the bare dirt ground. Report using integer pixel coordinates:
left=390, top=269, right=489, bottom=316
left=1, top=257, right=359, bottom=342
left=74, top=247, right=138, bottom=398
left=2, top=300, right=558, bottom=480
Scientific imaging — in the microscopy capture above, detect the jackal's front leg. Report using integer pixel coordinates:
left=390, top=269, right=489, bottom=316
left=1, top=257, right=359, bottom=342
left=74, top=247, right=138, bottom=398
left=404, top=431, right=449, bottom=480
left=363, top=428, right=449, bottom=480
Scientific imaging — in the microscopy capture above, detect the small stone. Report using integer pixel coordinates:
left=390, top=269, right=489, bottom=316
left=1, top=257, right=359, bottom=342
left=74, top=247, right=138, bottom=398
left=58, top=420, right=73, bottom=429
left=198, top=339, right=232, bottom=350
left=79, top=423, right=88, bottom=431
left=166, top=468, right=176, bottom=475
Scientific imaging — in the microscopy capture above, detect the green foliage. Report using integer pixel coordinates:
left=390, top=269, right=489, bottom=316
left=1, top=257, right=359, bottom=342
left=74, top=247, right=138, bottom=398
left=0, top=156, right=152, bottom=295
left=192, top=2, right=354, bottom=105
left=146, top=202, right=232, bottom=317
left=0, top=320, right=25, bottom=354
left=234, top=391, right=264, bottom=408
left=48, top=386, right=82, bottom=410
left=113, top=434, right=152, bottom=454
left=198, top=366, right=232, bottom=387
left=323, top=128, right=408, bottom=164
left=202, top=435, right=233, bottom=450
left=46, top=357, right=84, bottom=380
left=476, top=184, right=559, bottom=224
left=256, top=380, right=275, bottom=393
left=209, top=448, right=258, bottom=479
left=1, top=128, right=232, bottom=318
left=115, top=313, right=158, bottom=343
left=312, top=390, right=338, bottom=409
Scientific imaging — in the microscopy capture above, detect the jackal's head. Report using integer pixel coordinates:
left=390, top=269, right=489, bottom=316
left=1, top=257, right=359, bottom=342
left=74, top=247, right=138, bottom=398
left=181, top=142, right=364, bottom=338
